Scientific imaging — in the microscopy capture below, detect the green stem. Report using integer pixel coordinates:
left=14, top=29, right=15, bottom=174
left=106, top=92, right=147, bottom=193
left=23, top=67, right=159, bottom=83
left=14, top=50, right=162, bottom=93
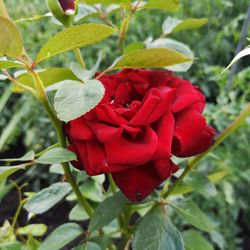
left=163, top=102, right=250, bottom=199
left=118, top=1, right=142, bottom=53
left=31, top=70, right=93, bottom=216
left=11, top=182, right=27, bottom=231
left=118, top=16, right=131, bottom=53
left=108, top=173, right=116, bottom=193
left=74, top=48, right=86, bottom=69
left=108, top=174, right=126, bottom=241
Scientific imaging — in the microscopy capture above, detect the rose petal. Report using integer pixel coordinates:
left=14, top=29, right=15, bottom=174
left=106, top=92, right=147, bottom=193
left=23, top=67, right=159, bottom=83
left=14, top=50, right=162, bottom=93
left=172, top=109, right=207, bottom=156
left=170, top=78, right=205, bottom=113
left=154, top=159, right=179, bottom=179
left=105, top=126, right=158, bottom=165
left=115, top=82, right=139, bottom=105
left=112, top=161, right=176, bottom=202
left=94, top=104, right=128, bottom=126
left=153, top=111, right=175, bottom=160
left=86, top=121, right=123, bottom=143
left=74, top=141, right=107, bottom=175
left=59, top=0, right=75, bottom=12
left=130, top=87, right=175, bottom=126
left=67, top=144, right=83, bottom=170
left=174, top=125, right=216, bottom=157
left=65, top=117, right=95, bottom=141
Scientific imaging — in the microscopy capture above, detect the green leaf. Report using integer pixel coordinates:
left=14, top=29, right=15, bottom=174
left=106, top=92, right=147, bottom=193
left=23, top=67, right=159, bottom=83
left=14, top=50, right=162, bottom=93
left=36, top=147, right=76, bottom=164
left=72, top=242, right=102, bottom=250
left=14, top=13, right=51, bottom=24
left=0, top=85, right=12, bottom=114
left=133, top=207, right=184, bottom=250
left=170, top=199, right=214, bottom=232
left=185, top=171, right=217, bottom=198
left=67, top=179, right=103, bottom=202
left=0, top=17, right=23, bottom=58
left=88, top=236, right=111, bottom=250
left=0, top=164, right=26, bottom=182
left=148, top=38, right=194, bottom=72
left=13, top=68, right=78, bottom=92
left=208, top=170, right=228, bottom=183
left=0, top=241, right=24, bottom=250
left=84, top=0, right=130, bottom=5
left=74, top=4, right=98, bottom=22
left=183, top=230, right=214, bottom=250
left=38, top=223, right=83, bottom=250
left=222, top=181, right=235, bottom=205
left=26, top=236, right=41, bottom=250
left=17, top=224, right=48, bottom=237
left=0, top=151, right=35, bottom=162
left=222, top=47, right=250, bottom=73
left=69, top=203, right=89, bottom=221
left=124, top=42, right=145, bottom=54
left=162, top=17, right=208, bottom=35
left=24, top=182, right=72, bottom=214
left=0, top=98, right=30, bottom=151
left=91, top=174, right=105, bottom=185
left=143, top=0, right=180, bottom=12
left=89, top=192, right=127, bottom=232
left=0, top=60, right=24, bottom=70
left=210, top=231, right=225, bottom=250
left=113, top=48, right=192, bottom=69
left=54, top=79, right=105, bottom=122
left=171, top=170, right=228, bottom=196
left=36, top=24, right=116, bottom=63
left=70, top=62, right=92, bottom=82
left=49, top=164, right=64, bottom=175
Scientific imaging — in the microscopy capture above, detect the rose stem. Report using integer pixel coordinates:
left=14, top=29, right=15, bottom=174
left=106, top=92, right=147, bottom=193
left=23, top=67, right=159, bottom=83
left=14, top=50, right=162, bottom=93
left=118, top=0, right=142, bottom=53
left=108, top=174, right=130, bottom=248
left=74, top=48, right=86, bottom=69
left=64, top=21, right=86, bottom=69
left=163, top=102, right=250, bottom=199
left=31, top=70, right=93, bottom=216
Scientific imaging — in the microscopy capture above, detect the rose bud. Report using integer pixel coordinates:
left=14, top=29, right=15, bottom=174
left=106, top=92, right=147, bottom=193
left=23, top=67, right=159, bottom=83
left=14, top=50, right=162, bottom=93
left=46, top=0, right=77, bottom=26
left=58, top=0, right=76, bottom=15
left=65, top=69, right=215, bottom=202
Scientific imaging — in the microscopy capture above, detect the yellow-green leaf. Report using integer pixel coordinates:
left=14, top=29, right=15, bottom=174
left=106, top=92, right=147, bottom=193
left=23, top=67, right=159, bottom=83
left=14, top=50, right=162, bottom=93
left=0, top=60, right=24, bottom=70
left=13, top=68, right=78, bottom=92
left=113, top=48, right=192, bottom=69
left=172, top=18, right=208, bottom=34
left=17, top=224, right=48, bottom=237
left=0, top=165, right=26, bottom=181
left=36, top=24, right=116, bottom=63
left=84, top=0, right=130, bottom=5
left=143, top=0, right=180, bottom=12
left=162, top=17, right=208, bottom=35
left=0, top=17, right=23, bottom=58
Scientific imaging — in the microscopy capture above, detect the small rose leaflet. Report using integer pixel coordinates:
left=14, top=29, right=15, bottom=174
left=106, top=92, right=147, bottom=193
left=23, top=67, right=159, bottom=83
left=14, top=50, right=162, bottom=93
left=65, top=69, right=215, bottom=201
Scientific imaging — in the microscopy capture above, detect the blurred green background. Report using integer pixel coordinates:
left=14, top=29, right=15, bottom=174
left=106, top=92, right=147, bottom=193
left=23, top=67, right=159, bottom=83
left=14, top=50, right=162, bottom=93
left=0, top=0, right=250, bottom=249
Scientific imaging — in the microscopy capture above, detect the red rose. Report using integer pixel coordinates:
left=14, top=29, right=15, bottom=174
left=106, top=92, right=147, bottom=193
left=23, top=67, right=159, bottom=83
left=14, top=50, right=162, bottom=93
left=58, top=0, right=75, bottom=15
left=65, top=69, right=215, bottom=201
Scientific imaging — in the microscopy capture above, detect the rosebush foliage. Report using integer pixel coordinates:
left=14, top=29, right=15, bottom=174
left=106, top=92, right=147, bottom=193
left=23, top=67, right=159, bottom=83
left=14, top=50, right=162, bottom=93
left=0, top=0, right=250, bottom=250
